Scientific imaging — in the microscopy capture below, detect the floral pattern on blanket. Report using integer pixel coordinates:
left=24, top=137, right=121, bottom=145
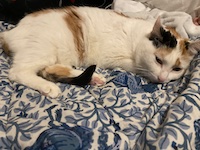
left=0, top=21, right=200, bottom=150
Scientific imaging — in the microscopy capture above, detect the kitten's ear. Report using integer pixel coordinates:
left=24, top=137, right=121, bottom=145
left=150, top=17, right=162, bottom=40
left=149, top=16, right=177, bottom=48
left=188, top=40, right=200, bottom=55
left=149, top=17, right=163, bottom=47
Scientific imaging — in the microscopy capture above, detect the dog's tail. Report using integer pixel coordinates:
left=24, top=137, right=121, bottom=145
left=38, top=65, right=96, bottom=87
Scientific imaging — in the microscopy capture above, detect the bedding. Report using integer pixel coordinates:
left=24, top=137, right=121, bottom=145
left=113, top=0, right=200, bottom=22
left=132, top=0, right=200, bottom=14
left=0, top=17, right=200, bottom=150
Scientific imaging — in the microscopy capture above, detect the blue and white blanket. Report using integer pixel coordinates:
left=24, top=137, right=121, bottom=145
left=0, top=22, right=200, bottom=150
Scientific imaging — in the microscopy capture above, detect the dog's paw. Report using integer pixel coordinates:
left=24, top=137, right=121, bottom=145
left=40, top=83, right=61, bottom=98
left=90, top=73, right=106, bottom=86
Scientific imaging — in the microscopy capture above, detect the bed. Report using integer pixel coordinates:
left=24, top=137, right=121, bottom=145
left=1, top=1, right=200, bottom=150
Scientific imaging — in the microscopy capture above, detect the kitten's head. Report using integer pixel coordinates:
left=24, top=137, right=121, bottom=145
left=137, top=17, right=200, bottom=83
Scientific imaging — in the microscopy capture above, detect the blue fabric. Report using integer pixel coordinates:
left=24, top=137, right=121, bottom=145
left=0, top=21, right=200, bottom=150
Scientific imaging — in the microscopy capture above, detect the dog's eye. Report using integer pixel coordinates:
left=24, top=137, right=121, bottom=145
left=156, top=56, right=163, bottom=65
left=173, top=67, right=182, bottom=71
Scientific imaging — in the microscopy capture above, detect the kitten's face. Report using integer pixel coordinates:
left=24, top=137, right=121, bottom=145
left=141, top=40, right=193, bottom=83
left=136, top=17, right=200, bottom=83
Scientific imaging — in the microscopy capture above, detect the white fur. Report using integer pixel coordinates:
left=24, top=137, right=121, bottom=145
left=1, top=7, right=196, bottom=98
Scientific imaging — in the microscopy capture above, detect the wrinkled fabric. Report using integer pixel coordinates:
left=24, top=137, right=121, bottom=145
left=0, top=21, right=200, bottom=150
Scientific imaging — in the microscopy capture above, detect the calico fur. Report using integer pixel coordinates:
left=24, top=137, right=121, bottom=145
left=1, top=6, right=200, bottom=98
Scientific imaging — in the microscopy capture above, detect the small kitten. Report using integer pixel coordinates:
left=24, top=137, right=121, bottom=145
left=1, top=6, right=200, bottom=98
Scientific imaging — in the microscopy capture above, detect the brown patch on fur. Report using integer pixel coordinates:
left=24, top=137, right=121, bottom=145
left=179, top=39, right=193, bottom=56
left=64, top=7, right=84, bottom=62
left=179, top=40, right=188, bottom=55
left=29, top=9, right=52, bottom=17
left=155, top=47, right=173, bottom=58
left=156, top=38, right=193, bottom=60
left=166, top=27, right=181, bottom=39
left=174, top=58, right=181, bottom=66
left=45, top=65, right=71, bottom=77
left=39, top=65, right=96, bottom=86
left=38, top=64, right=72, bottom=82
left=178, top=39, right=195, bottom=64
